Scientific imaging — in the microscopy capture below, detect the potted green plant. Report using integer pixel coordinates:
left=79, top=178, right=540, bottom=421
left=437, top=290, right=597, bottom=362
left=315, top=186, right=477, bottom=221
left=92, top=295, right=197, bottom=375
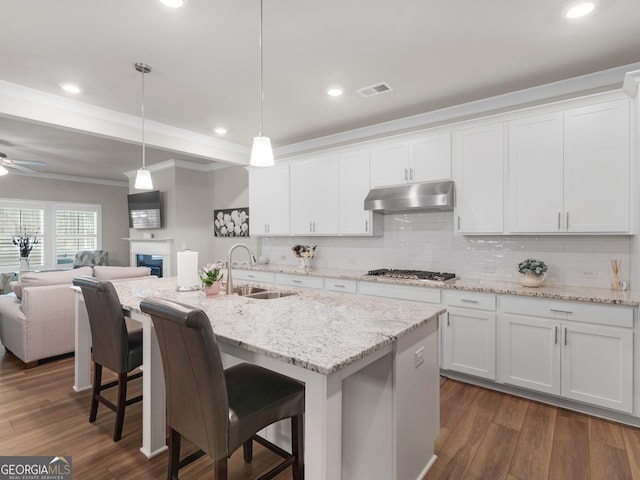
left=517, top=258, right=548, bottom=287
left=200, top=263, right=224, bottom=296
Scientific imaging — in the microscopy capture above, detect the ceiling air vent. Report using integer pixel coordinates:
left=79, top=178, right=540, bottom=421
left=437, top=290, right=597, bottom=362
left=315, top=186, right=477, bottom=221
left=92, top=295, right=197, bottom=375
left=356, top=82, right=393, bottom=98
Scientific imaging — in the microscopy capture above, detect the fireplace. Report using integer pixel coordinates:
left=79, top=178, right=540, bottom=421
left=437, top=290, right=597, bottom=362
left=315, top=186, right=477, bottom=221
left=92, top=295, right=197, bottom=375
left=136, top=254, right=163, bottom=278
left=129, top=239, right=172, bottom=277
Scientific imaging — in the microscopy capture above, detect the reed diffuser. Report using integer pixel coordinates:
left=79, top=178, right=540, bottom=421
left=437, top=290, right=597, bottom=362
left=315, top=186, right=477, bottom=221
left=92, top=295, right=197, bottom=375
left=610, top=259, right=622, bottom=291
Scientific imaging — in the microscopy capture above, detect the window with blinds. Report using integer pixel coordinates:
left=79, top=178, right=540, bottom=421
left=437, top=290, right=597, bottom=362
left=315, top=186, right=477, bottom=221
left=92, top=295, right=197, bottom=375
left=0, top=200, right=101, bottom=271
left=56, top=210, right=98, bottom=266
left=0, top=206, right=44, bottom=269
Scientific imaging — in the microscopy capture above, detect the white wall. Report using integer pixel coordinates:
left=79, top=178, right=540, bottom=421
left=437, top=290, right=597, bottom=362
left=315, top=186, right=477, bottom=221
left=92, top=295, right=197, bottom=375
left=260, top=212, right=633, bottom=289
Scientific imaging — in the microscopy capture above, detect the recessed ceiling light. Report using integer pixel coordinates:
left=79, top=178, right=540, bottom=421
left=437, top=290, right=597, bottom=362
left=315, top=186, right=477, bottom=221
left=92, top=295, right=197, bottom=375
left=565, top=2, right=595, bottom=19
left=60, top=83, right=81, bottom=94
left=214, top=127, right=227, bottom=135
left=160, top=0, right=185, bottom=7
left=327, top=88, right=343, bottom=97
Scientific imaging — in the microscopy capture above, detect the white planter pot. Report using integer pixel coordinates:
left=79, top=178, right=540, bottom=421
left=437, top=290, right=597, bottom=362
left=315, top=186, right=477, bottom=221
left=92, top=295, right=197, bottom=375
left=520, top=272, right=546, bottom=288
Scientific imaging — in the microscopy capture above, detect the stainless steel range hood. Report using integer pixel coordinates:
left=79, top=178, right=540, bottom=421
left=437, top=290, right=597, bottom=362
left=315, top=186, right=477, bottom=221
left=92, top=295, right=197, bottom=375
left=364, top=180, right=454, bottom=213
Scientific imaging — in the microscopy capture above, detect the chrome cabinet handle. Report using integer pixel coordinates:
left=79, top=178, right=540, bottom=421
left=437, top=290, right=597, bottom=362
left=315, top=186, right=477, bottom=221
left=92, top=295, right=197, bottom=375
left=410, top=167, right=414, bottom=181
left=333, top=284, right=346, bottom=288
left=292, top=279, right=302, bottom=284
left=554, top=326, right=558, bottom=345
left=564, top=327, right=568, bottom=346
left=447, top=312, right=451, bottom=327
left=404, top=168, right=409, bottom=181
left=460, top=299, right=479, bottom=304
left=558, top=212, right=561, bottom=231
left=457, top=216, right=461, bottom=231
left=247, top=274, right=256, bottom=279
left=365, top=219, right=369, bottom=232
left=550, top=309, right=573, bottom=315
left=566, top=212, right=569, bottom=230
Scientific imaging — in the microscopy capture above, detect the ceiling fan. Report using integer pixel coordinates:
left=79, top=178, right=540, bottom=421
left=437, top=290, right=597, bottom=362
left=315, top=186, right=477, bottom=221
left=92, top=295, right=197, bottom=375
left=0, top=152, right=46, bottom=175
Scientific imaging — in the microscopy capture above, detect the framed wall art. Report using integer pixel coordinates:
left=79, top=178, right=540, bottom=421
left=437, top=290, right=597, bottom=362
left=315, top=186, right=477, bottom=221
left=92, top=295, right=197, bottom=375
left=214, top=208, right=249, bottom=237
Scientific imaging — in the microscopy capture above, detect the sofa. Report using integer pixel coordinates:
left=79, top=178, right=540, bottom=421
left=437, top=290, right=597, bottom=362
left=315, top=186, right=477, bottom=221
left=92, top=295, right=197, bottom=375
left=0, top=265, right=152, bottom=367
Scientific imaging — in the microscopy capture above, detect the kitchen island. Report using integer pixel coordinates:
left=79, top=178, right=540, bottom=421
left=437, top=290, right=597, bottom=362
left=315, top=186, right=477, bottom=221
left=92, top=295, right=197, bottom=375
left=73, top=276, right=444, bottom=480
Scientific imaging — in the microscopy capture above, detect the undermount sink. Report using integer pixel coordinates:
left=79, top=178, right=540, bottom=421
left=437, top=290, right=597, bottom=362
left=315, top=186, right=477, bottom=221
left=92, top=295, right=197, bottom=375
left=245, top=290, right=296, bottom=300
left=232, top=285, right=268, bottom=296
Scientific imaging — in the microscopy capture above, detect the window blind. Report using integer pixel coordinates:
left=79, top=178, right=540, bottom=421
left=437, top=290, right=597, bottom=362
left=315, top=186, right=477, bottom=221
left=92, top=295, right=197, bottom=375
left=0, top=207, right=44, bottom=269
left=56, top=210, right=98, bottom=266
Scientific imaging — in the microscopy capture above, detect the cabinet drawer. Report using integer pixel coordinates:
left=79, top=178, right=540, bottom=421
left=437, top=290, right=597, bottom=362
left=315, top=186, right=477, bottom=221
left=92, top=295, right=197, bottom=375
left=232, top=269, right=275, bottom=284
left=500, top=296, right=633, bottom=328
left=444, top=290, right=496, bottom=311
left=324, top=277, right=357, bottom=294
left=358, top=281, right=441, bottom=304
left=275, top=273, right=324, bottom=290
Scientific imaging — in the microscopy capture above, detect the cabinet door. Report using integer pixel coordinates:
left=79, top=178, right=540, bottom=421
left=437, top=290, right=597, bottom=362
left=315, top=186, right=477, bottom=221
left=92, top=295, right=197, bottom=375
left=507, top=113, right=564, bottom=233
left=561, top=322, right=633, bottom=413
left=249, top=163, right=290, bottom=235
left=410, top=133, right=451, bottom=183
left=443, top=307, right=496, bottom=379
left=339, top=149, right=375, bottom=235
left=564, top=99, right=630, bottom=233
left=290, top=156, right=338, bottom=235
left=452, top=123, right=504, bottom=234
left=370, top=142, right=410, bottom=187
left=499, top=314, right=560, bottom=395
left=312, top=156, right=339, bottom=234
left=290, top=160, right=315, bottom=234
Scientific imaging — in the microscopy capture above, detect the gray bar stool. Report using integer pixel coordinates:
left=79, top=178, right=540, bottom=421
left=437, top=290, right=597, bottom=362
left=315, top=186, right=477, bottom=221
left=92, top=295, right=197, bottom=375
left=140, top=297, right=304, bottom=480
left=72, top=276, right=143, bottom=442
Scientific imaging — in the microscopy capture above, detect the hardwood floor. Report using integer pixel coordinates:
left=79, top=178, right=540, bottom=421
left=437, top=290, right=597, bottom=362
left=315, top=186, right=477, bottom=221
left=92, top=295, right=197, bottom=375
left=2, top=346, right=640, bottom=480
left=427, top=378, right=640, bottom=480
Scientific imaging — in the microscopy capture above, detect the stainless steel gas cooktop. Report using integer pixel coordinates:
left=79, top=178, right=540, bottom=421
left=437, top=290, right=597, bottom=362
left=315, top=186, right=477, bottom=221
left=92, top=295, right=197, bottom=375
left=366, top=268, right=456, bottom=283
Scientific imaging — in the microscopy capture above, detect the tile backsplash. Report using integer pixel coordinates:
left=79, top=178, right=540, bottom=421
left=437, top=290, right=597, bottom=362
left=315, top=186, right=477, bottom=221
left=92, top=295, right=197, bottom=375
left=259, top=211, right=633, bottom=289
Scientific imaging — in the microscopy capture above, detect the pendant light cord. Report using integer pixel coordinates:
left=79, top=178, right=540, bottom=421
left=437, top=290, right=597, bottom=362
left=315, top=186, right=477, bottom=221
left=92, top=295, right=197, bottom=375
left=141, top=67, right=146, bottom=169
left=259, top=0, right=264, bottom=137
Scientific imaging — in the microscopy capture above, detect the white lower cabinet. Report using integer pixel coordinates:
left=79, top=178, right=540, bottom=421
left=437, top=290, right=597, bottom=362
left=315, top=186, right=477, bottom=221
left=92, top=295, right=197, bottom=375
left=499, top=297, right=633, bottom=413
left=442, top=292, right=496, bottom=380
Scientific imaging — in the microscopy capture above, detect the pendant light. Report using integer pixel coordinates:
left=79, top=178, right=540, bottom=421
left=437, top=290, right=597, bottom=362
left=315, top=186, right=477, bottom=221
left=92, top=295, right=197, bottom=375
left=250, top=0, right=274, bottom=167
left=134, top=62, right=154, bottom=189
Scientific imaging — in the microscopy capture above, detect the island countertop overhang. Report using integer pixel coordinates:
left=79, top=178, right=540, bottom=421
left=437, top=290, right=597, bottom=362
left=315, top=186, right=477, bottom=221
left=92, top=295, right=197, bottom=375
left=111, top=276, right=444, bottom=375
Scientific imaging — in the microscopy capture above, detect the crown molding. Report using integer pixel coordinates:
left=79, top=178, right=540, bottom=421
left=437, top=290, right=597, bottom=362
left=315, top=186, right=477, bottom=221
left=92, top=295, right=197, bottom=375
left=8, top=170, right=129, bottom=187
left=623, top=70, right=640, bottom=97
left=123, top=158, right=227, bottom=178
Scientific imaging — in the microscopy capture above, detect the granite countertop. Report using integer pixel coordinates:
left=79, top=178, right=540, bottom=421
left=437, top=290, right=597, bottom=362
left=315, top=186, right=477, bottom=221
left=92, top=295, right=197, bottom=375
left=112, top=276, right=445, bottom=375
left=232, top=263, right=639, bottom=307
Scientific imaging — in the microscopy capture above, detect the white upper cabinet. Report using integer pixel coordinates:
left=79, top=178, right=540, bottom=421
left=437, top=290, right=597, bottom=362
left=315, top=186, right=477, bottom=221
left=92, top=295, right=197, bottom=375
left=563, top=99, right=630, bottom=233
left=338, top=148, right=382, bottom=236
left=370, top=132, right=451, bottom=188
left=507, top=99, right=631, bottom=234
left=249, top=163, right=290, bottom=235
left=410, top=134, right=451, bottom=183
left=507, top=112, right=564, bottom=233
left=290, top=154, right=339, bottom=235
left=452, top=123, right=504, bottom=234
left=370, top=142, right=410, bottom=187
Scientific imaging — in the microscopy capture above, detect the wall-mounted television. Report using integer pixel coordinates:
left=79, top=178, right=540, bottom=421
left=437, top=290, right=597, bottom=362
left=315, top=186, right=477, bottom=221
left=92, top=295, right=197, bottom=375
left=127, top=190, right=163, bottom=229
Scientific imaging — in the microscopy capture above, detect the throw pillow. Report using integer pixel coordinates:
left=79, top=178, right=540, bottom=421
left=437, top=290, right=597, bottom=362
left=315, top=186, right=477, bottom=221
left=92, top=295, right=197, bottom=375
left=10, top=281, right=22, bottom=299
